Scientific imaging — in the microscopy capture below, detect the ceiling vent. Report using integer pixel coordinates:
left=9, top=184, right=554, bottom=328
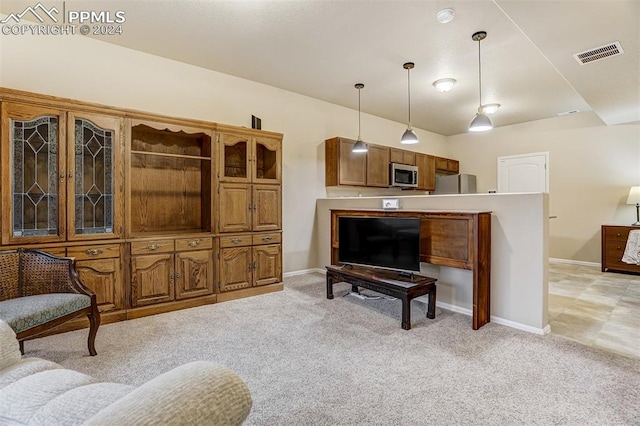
left=573, top=41, right=624, bottom=65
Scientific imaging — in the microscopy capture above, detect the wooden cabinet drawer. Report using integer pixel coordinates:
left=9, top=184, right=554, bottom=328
left=603, top=226, right=631, bottom=242
left=130, top=239, right=175, bottom=255
left=175, top=237, right=212, bottom=251
left=252, top=233, right=281, bottom=245
left=220, top=235, right=252, bottom=248
left=68, top=244, right=120, bottom=260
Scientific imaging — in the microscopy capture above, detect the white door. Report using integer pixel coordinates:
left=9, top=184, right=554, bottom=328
left=497, top=152, right=549, bottom=193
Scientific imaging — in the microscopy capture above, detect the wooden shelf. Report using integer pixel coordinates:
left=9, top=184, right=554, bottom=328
left=131, top=150, right=210, bottom=161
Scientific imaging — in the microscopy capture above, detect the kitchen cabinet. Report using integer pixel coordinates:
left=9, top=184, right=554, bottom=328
left=325, top=137, right=367, bottom=186
left=325, top=136, right=457, bottom=190
left=415, top=153, right=436, bottom=191
left=390, top=148, right=416, bottom=166
left=435, top=156, right=459, bottom=174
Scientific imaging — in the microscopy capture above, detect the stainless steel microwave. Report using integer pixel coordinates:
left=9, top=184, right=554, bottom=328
left=390, top=163, right=418, bottom=188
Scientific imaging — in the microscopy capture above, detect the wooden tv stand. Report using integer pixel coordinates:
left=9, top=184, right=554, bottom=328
left=330, top=209, right=491, bottom=330
left=326, top=265, right=436, bottom=330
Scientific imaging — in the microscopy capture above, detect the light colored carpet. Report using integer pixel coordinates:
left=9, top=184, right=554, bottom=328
left=25, top=273, right=640, bottom=425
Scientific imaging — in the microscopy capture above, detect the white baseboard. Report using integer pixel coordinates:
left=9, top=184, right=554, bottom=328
left=436, top=301, right=549, bottom=335
left=549, top=258, right=600, bottom=268
left=283, top=268, right=325, bottom=278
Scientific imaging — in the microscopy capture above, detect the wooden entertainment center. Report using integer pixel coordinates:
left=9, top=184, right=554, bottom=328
left=0, top=88, right=283, bottom=330
left=330, top=209, right=491, bottom=329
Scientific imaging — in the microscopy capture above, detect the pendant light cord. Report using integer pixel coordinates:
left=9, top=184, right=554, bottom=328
left=478, top=38, right=483, bottom=108
left=358, top=87, right=361, bottom=139
left=407, top=67, right=412, bottom=125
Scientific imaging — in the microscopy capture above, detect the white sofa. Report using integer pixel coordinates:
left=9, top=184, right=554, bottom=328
left=0, top=320, right=252, bottom=425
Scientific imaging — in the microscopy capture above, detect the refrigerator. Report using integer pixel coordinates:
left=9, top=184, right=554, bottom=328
left=432, top=174, right=477, bottom=194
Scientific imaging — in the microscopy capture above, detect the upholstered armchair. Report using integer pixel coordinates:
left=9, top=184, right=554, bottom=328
left=0, top=248, right=100, bottom=355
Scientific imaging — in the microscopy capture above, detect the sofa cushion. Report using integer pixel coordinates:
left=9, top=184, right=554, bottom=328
left=0, top=369, right=94, bottom=425
left=0, top=319, right=21, bottom=371
left=0, top=358, right=61, bottom=391
left=0, top=294, right=91, bottom=334
left=29, top=382, right=135, bottom=426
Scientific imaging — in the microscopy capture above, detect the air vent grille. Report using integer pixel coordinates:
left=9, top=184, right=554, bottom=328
left=573, top=41, right=624, bottom=65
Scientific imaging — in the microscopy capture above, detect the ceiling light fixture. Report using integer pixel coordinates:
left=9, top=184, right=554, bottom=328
left=433, top=78, right=456, bottom=93
left=352, top=83, right=368, bottom=153
left=469, top=31, right=493, bottom=132
left=436, top=8, right=455, bottom=24
left=401, top=62, right=418, bottom=144
left=482, top=103, right=500, bottom=114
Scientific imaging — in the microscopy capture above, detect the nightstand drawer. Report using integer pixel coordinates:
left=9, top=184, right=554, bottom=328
left=603, top=226, right=631, bottom=242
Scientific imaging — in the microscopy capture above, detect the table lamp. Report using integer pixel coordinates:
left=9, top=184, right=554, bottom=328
left=626, top=186, right=640, bottom=226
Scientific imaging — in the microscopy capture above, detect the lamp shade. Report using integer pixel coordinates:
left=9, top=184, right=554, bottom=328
left=469, top=111, right=493, bottom=132
left=352, top=138, right=368, bottom=153
left=401, top=128, right=419, bottom=144
left=627, top=186, right=640, bottom=204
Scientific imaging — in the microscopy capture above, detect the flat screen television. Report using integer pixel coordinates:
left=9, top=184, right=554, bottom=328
left=338, top=216, right=421, bottom=273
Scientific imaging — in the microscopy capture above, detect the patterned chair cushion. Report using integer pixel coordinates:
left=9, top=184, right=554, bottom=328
left=0, top=294, right=91, bottom=334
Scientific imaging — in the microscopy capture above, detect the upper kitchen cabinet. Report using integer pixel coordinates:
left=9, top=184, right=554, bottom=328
left=415, top=153, right=436, bottom=191
left=219, top=130, right=282, bottom=184
left=390, top=148, right=416, bottom=166
left=435, top=156, right=459, bottom=175
left=1, top=102, right=124, bottom=245
left=326, top=137, right=384, bottom=187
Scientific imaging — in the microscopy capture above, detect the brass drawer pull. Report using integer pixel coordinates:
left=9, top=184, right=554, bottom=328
left=146, top=244, right=161, bottom=251
left=187, top=240, right=201, bottom=247
left=231, top=238, right=242, bottom=244
left=85, top=249, right=103, bottom=256
left=262, top=236, right=272, bottom=241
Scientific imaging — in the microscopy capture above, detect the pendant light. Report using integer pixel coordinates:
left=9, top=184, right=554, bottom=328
left=352, top=83, right=368, bottom=153
left=469, top=31, right=493, bottom=132
left=401, top=62, right=418, bottom=144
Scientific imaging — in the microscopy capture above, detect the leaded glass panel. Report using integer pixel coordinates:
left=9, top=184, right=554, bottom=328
left=12, top=116, right=59, bottom=237
left=74, top=118, right=114, bottom=234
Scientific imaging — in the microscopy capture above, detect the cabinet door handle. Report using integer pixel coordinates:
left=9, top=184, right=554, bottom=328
left=231, top=238, right=242, bottom=244
left=85, top=249, right=103, bottom=256
left=262, top=236, right=272, bottom=241
left=146, top=244, right=161, bottom=251
left=60, top=173, right=65, bottom=182
left=187, top=240, right=200, bottom=247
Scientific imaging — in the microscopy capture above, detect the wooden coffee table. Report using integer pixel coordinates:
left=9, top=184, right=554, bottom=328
left=325, top=265, right=437, bottom=330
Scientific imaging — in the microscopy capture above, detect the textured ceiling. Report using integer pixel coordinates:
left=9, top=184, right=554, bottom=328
left=2, top=0, right=638, bottom=136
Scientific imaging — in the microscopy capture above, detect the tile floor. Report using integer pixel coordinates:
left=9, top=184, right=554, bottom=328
left=548, top=261, right=640, bottom=359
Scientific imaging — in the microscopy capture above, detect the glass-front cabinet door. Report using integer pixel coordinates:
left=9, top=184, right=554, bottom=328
left=220, top=133, right=250, bottom=183
left=253, top=137, right=281, bottom=184
left=67, top=112, right=123, bottom=241
left=0, top=103, right=123, bottom=245
left=1, top=103, right=66, bottom=244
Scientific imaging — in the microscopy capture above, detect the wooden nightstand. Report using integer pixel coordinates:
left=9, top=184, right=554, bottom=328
left=601, top=225, right=640, bottom=274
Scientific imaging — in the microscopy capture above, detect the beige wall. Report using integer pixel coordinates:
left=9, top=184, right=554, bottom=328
left=447, top=115, right=640, bottom=262
left=0, top=30, right=448, bottom=273
left=2, top=28, right=638, bottom=268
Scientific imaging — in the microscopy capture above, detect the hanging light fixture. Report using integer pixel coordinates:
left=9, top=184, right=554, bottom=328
left=401, top=62, right=418, bottom=144
left=469, top=31, right=493, bottom=132
left=352, top=83, right=368, bottom=153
